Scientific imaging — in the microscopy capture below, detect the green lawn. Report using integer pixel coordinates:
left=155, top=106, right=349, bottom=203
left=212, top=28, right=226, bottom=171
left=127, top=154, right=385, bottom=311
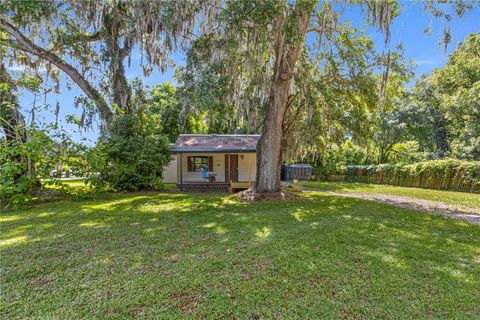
left=296, top=181, right=480, bottom=209
left=1, top=191, right=480, bottom=318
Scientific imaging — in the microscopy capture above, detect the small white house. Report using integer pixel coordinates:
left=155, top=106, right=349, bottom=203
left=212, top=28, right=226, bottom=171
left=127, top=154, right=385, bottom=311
left=162, top=134, right=260, bottom=192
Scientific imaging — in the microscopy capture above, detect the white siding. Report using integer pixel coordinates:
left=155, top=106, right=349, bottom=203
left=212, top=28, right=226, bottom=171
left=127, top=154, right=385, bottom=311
left=238, top=153, right=256, bottom=182
left=162, top=155, right=177, bottom=183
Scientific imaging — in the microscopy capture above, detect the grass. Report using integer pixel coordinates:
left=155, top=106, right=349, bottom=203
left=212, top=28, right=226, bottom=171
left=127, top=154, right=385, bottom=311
left=42, top=178, right=92, bottom=194
left=1, top=190, right=480, bottom=319
left=43, top=179, right=177, bottom=197
left=296, top=181, right=480, bottom=209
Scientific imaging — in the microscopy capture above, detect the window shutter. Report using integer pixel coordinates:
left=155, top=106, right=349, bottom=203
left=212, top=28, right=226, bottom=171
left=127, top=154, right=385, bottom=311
left=208, top=156, right=213, bottom=171
left=187, top=156, right=193, bottom=172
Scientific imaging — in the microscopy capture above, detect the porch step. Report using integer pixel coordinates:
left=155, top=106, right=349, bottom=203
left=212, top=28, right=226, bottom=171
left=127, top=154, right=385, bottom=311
left=230, top=182, right=252, bottom=192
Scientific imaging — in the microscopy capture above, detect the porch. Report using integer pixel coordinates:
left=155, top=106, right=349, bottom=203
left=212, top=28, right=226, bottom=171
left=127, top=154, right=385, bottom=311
left=161, top=134, right=260, bottom=192
left=173, top=151, right=256, bottom=193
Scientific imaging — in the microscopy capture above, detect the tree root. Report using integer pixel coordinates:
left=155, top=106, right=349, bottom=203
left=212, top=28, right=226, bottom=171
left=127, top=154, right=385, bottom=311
left=234, top=187, right=303, bottom=202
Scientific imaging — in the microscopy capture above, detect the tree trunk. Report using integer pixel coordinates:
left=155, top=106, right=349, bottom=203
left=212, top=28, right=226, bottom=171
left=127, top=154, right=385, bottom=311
left=254, top=2, right=311, bottom=193
left=110, top=56, right=132, bottom=112
left=255, top=78, right=292, bottom=192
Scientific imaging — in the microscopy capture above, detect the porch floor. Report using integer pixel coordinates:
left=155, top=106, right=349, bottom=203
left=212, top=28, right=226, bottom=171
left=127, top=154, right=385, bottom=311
left=177, top=181, right=252, bottom=193
left=177, top=182, right=230, bottom=193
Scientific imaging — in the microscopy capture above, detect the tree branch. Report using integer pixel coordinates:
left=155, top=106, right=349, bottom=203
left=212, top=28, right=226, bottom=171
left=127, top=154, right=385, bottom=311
left=82, top=31, right=103, bottom=42
left=284, top=105, right=305, bottom=135
left=283, top=92, right=303, bottom=135
left=284, top=91, right=300, bottom=115
left=0, top=19, right=113, bottom=122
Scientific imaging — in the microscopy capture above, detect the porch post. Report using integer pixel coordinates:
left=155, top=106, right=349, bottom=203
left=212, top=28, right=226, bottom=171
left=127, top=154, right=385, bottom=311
left=248, top=158, right=252, bottom=188
left=178, top=153, right=183, bottom=184
left=228, top=153, right=231, bottom=183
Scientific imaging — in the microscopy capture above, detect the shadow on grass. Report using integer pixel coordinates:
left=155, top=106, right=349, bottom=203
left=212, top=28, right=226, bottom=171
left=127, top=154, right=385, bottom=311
left=1, top=191, right=480, bottom=318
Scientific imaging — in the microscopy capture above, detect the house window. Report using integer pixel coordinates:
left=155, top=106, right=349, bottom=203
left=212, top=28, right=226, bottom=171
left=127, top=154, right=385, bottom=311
left=190, top=156, right=209, bottom=172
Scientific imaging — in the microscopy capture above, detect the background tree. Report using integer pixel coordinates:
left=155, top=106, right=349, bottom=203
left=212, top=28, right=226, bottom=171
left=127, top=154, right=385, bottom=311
left=396, top=33, right=480, bottom=161
left=434, top=33, right=480, bottom=159
left=396, top=79, right=450, bottom=157
left=147, top=82, right=182, bottom=143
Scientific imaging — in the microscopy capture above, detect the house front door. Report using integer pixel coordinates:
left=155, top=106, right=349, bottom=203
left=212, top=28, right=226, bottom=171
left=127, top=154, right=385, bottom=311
left=225, top=154, right=239, bottom=182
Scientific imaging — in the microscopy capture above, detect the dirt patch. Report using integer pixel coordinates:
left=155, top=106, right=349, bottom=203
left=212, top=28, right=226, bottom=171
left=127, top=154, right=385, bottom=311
left=235, top=187, right=303, bottom=202
left=169, top=289, right=202, bottom=315
left=309, top=275, right=328, bottom=287
left=328, top=191, right=480, bottom=226
left=30, top=274, right=54, bottom=290
left=251, top=258, right=269, bottom=272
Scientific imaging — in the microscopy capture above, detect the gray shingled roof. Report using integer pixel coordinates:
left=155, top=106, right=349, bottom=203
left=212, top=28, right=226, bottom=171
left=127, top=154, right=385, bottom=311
left=171, top=134, right=260, bottom=153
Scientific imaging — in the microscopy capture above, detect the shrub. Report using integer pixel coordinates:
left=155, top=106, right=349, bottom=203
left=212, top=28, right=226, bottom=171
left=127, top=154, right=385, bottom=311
left=0, top=128, right=57, bottom=206
left=96, top=109, right=171, bottom=191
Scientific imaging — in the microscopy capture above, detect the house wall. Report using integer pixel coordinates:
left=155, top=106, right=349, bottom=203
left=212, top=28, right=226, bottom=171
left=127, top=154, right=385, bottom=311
left=238, top=153, right=256, bottom=182
left=162, top=155, right=177, bottom=183
left=169, top=152, right=257, bottom=183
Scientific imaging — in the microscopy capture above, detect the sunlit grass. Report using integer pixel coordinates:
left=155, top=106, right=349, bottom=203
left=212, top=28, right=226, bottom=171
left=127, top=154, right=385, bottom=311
left=44, top=178, right=91, bottom=193
left=1, top=191, right=479, bottom=318
left=297, top=181, right=480, bottom=209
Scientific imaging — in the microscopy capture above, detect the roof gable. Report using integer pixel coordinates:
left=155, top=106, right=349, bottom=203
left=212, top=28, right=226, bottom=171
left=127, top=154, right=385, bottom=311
left=172, top=134, right=260, bottom=152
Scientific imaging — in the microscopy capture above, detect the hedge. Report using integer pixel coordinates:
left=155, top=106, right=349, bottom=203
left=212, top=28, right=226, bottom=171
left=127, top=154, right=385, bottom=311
left=331, top=160, right=480, bottom=193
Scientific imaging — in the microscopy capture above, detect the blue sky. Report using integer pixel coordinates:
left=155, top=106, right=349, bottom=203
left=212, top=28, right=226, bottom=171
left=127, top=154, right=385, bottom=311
left=12, top=2, right=480, bottom=145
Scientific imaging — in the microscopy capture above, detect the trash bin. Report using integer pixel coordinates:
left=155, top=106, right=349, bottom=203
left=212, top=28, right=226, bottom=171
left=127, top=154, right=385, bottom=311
left=281, top=164, right=313, bottom=181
